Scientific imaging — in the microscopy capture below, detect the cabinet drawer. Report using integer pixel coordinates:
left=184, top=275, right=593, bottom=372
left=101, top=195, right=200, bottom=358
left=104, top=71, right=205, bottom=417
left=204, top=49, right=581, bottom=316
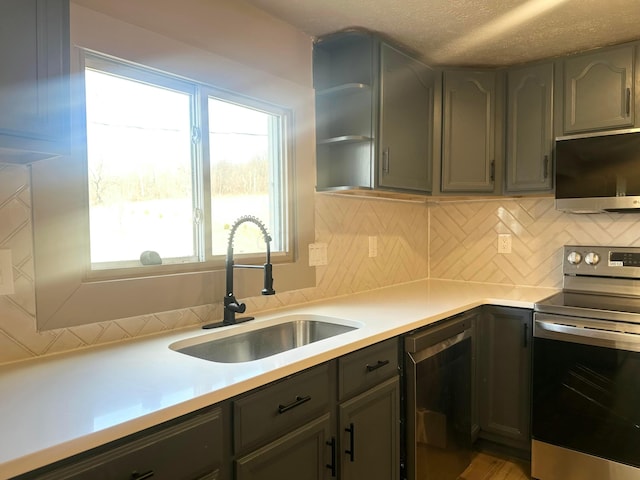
left=234, top=363, right=332, bottom=454
left=338, top=338, right=398, bottom=401
left=31, top=406, right=225, bottom=480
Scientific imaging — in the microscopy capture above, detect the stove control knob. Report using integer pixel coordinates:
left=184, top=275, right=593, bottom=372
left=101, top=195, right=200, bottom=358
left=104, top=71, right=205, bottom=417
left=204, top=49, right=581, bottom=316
left=585, top=252, right=600, bottom=265
left=567, top=251, right=582, bottom=265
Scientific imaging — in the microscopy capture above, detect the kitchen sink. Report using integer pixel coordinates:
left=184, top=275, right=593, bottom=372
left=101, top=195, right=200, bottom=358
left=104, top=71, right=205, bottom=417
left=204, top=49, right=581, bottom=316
left=170, top=315, right=361, bottom=363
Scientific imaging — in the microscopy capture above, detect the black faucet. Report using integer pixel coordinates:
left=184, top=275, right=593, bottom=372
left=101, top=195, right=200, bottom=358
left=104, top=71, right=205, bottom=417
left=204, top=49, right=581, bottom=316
left=203, top=215, right=275, bottom=329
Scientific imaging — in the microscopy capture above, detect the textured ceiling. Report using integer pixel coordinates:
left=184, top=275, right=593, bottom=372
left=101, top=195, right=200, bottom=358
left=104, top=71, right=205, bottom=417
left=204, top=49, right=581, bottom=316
left=244, top=0, right=640, bottom=67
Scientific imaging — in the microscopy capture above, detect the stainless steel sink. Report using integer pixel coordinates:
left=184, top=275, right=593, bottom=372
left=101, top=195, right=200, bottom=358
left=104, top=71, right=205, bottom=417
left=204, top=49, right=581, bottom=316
left=170, top=315, right=360, bottom=363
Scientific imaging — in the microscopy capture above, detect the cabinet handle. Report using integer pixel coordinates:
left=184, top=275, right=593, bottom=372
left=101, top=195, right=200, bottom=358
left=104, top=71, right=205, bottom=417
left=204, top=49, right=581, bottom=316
left=543, top=155, right=549, bottom=179
left=344, top=423, right=355, bottom=462
left=523, top=323, right=529, bottom=348
left=383, top=148, right=390, bottom=174
left=131, top=471, right=154, bottom=480
left=326, top=437, right=337, bottom=477
left=277, top=395, right=311, bottom=414
left=490, top=160, right=495, bottom=182
left=626, top=87, right=632, bottom=116
left=366, top=359, right=390, bottom=372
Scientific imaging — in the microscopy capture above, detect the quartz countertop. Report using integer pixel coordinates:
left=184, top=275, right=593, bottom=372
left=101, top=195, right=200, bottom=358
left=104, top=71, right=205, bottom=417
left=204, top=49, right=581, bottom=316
left=0, top=279, right=556, bottom=478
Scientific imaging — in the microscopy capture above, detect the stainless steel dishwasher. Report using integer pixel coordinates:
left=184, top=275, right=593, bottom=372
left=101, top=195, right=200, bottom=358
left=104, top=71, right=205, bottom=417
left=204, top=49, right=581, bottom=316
left=404, top=312, right=473, bottom=480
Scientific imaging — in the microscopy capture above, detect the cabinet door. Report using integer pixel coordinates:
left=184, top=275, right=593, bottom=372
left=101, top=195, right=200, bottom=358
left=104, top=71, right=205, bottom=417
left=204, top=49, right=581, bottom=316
left=235, top=414, right=333, bottom=480
left=477, top=306, right=532, bottom=451
left=379, top=43, right=436, bottom=193
left=563, top=45, right=634, bottom=133
left=0, top=0, right=69, bottom=160
left=506, top=63, right=554, bottom=193
left=442, top=70, right=496, bottom=193
left=339, top=376, right=400, bottom=480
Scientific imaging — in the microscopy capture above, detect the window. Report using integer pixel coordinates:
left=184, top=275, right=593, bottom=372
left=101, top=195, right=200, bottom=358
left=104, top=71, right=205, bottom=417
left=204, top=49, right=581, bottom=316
left=83, top=54, right=288, bottom=272
left=32, top=7, right=315, bottom=331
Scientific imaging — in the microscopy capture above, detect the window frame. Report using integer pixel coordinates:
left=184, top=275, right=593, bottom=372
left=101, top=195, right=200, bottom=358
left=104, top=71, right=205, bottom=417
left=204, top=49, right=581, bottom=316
left=31, top=8, right=316, bottom=330
left=82, top=52, right=294, bottom=277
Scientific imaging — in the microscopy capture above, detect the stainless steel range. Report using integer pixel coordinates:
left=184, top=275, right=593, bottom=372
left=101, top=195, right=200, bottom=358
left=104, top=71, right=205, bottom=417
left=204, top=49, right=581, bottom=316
left=532, top=245, right=640, bottom=480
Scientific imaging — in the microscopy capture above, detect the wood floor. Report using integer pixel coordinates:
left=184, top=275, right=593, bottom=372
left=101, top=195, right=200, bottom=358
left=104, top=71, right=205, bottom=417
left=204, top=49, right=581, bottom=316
left=458, top=452, right=530, bottom=480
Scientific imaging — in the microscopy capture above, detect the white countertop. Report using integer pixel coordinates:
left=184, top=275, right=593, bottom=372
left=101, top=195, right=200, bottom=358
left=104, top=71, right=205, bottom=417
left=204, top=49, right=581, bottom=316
left=0, top=279, right=556, bottom=478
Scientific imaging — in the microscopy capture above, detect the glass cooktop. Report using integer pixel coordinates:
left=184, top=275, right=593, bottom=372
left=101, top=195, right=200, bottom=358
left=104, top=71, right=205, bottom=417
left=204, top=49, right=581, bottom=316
left=535, top=291, right=640, bottom=324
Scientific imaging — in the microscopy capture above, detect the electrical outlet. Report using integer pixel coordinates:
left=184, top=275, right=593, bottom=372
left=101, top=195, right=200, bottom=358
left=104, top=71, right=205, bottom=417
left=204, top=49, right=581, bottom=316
left=498, top=234, right=512, bottom=254
left=0, top=250, right=15, bottom=295
left=308, top=243, right=328, bottom=266
left=368, top=236, right=378, bottom=258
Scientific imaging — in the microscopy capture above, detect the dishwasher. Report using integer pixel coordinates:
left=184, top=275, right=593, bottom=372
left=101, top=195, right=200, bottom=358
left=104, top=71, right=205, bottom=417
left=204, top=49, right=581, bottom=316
left=404, top=312, right=473, bottom=480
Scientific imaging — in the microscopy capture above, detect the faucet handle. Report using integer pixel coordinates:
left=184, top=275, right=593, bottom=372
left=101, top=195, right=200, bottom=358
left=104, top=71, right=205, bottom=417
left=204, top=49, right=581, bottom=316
left=229, top=301, right=246, bottom=314
left=224, top=294, right=246, bottom=313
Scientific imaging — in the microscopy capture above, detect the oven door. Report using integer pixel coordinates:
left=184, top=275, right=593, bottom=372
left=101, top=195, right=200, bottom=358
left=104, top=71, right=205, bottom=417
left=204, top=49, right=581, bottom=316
left=532, top=313, right=640, bottom=479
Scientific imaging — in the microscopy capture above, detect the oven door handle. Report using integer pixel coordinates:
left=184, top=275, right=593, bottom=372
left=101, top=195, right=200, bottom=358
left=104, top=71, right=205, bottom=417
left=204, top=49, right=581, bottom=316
left=535, top=318, right=640, bottom=351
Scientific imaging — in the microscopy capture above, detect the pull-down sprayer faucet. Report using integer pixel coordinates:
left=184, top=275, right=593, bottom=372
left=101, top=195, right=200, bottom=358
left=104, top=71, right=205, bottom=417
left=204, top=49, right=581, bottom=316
left=203, top=215, right=275, bottom=329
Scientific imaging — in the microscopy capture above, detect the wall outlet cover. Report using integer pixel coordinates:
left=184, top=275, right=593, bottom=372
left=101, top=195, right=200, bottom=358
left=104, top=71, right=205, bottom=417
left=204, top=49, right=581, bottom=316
left=498, top=234, right=512, bottom=254
left=308, top=243, right=328, bottom=266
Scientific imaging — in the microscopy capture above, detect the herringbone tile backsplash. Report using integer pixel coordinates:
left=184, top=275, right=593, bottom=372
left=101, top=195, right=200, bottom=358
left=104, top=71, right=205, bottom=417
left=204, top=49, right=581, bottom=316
left=2, top=160, right=640, bottom=364
left=430, top=197, right=640, bottom=287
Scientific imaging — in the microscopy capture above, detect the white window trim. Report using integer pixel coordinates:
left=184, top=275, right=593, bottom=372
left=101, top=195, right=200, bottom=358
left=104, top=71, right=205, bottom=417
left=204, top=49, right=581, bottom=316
left=81, top=52, right=293, bottom=276
left=31, top=6, right=316, bottom=330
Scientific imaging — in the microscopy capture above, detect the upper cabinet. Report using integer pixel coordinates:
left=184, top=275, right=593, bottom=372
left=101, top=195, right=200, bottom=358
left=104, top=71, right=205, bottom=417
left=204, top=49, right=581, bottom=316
left=0, top=0, right=70, bottom=163
left=505, top=63, right=554, bottom=193
left=378, top=43, right=437, bottom=192
left=562, top=44, right=635, bottom=134
left=441, top=70, right=499, bottom=193
left=314, top=31, right=437, bottom=194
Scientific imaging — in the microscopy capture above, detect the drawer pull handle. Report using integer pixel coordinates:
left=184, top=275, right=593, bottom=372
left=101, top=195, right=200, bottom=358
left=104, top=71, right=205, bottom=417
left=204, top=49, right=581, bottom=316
left=278, top=395, right=311, bottom=414
left=345, top=423, right=355, bottom=462
left=366, top=359, right=390, bottom=372
left=326, top=437, right=337, bottom=477
left=131, top=471, right=154, bottom=480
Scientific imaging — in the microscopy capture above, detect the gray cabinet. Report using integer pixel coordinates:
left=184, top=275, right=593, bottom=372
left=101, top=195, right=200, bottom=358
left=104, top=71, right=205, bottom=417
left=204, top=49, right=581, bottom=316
left=337, top=338, right=400, bottom=480
left=18, top=405, right=230, bottom=480
left=0, top=0, right=70, bottom=162
left=505, top=63, right=554, bottom=193
left=232, top=363, right=335, bottom=480
left=339, top=377, right=400, bottom=480
left=477, top=306, right=532, bottom=452
left=233, top=363, right=332, bottom=454
left=563, top=44, right=635, bottom=133
left=378, top=43, right=437, bottom=192
left=441, top=70, right=498, bottom=193
left=314, top=31, right=436, bottom=193
left=233, top=340, right=400, bottom=480
left=236, top=414, right=333, bottom=480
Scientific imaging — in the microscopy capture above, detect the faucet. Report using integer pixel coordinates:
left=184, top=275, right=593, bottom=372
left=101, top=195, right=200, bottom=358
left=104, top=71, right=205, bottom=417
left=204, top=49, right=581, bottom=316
left=203, top=215, right=275, bottom=329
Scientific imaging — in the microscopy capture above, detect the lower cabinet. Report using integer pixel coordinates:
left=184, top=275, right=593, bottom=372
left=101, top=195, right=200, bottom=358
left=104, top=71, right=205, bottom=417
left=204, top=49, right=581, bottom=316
left=235, top=414, right=333, bottom=480
left=476, top=305, right=533, bottom=452
left=338, top=377, right=400, bottom=480
left=232, top=339, right=401, bottom=480
left=337, top=338, right=400, bottom=480
left=17, top=404, right=230, bottom=480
